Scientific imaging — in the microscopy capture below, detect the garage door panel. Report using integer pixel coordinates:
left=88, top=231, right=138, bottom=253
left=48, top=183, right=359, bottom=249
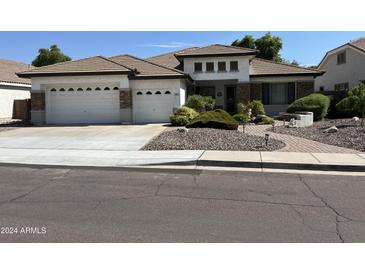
left=133, top=92, right=175, bottom=123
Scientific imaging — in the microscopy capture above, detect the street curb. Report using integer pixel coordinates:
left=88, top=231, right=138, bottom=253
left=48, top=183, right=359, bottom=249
left=196, top=160, right=365, bottom=172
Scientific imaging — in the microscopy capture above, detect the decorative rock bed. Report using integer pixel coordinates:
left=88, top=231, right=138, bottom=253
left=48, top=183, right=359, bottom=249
left=271, top=119, right=365, bottom=152
left=142, top=128, right=286, bottom=151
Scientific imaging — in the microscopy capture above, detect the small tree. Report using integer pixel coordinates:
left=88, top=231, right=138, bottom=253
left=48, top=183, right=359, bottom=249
left=348, top=83, right=365, bottom=126
left=32, top=44, right=71, bottom=67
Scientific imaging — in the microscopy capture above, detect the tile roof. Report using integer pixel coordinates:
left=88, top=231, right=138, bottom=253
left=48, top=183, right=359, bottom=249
left=17, top=56, right=131, bottom=77
left=250, top=58, right=323, bottom=77
left=146, top=47, right=199, bottom=68
left=0, top=58, right=32, bottom=85
left=109, top=54, right=186, bottom=77
left=174, top=44, right=257, bottom=58
left=350, top=37, right=365, bottom=51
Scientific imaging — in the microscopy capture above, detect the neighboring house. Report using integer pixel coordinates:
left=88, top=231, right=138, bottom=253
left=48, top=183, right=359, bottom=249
left=0, top=59, right=31, bottom=119
left=17, top=44, right=323, bottom=125
left=315, top=37, right=365, bottom=92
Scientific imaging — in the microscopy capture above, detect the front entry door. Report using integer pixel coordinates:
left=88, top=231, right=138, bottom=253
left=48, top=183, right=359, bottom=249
left=225, top=86, right=236, bottom=114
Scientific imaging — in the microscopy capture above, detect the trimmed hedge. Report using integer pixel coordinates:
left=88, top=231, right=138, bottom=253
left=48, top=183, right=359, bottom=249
left=335, top=96, right=362, bottom=118
left=233, top=113, right=250, bottom=123
left=186, top=109, right=238, bottom=130
left=169, top=106, right=198, bottom=126
left=287, top=93, right=330, bottom=121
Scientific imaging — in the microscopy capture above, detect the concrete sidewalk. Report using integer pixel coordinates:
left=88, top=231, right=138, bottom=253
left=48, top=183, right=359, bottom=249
left=0, top=148, right=365, bottom=172
left=198, top=151, right=365, bottom=172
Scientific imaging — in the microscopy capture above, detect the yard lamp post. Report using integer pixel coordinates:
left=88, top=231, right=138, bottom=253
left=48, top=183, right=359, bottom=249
left=265, top=133, right=270, bottom=146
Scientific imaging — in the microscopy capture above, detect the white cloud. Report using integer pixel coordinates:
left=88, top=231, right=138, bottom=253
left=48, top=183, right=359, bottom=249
left=138, top=42, right=197, bottom=48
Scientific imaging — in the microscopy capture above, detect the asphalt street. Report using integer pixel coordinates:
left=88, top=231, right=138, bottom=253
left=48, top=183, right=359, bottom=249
left=0, top=165, right=364, bottom=242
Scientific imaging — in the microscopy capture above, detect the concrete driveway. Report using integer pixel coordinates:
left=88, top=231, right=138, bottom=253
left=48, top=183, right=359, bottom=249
left=0, top=124, right=165, bottom=151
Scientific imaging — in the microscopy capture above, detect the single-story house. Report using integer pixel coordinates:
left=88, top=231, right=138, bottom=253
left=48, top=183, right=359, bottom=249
left=0, top=59, right=31, bottom=119
left=315, top=37, right=365, bottom=92
left=17, top=44, right=323, bottom=124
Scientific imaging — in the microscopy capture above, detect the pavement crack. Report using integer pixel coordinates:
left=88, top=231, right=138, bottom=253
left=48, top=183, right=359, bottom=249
left=155, top=192, right=325, bottom=208
left=297, top=174, right=345, bottom=243
left=5, top=180, right=56, bottom=204
left=154, top=175, right=174, bottom=196
left=289, top=204, right=338, bottom=236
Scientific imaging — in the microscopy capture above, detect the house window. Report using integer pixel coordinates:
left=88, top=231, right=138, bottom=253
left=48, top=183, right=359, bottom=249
left=68, top=88, right=74, bottom=91
left=77, top=88, right=83, bottom=91
left=59, top=88, right=65, bottom=91
left=230, top=61, right=238, bottom=71
left=194, top=62, right=202, bottom=73
left=337, top=51, right=346, bottom=65
left=165, top=91, right=171, bottom=94
left=104, top=87, right=110, bottom=90
left=195, top=86, right=215, bottom=98
left=146, top=91, right=152, bottom=95
left=155, top=91, right=161, bottom=95
left=319, top=86, right=324, bottom=91
left=95, top=87, right=101, bottom=91
left=262, top=83, right=295, bottom=105
left=50, top=88, right=57, bottom=92
left=334, top=83, right=349, bottom=91
left=206, top=62, right=214, bottom=72
left=136, top=91, right=143, bottom=95
left=218, top=62, right=226, bottom=72
left=113, top=87, right=119, bottom=90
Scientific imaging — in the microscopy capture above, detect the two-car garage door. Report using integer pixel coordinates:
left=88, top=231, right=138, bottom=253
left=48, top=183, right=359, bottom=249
left=47, top=86, right=120, bottom=124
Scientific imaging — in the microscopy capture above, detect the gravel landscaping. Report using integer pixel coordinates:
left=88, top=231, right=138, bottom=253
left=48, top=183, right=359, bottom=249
left=271, top=119, right=365, bottom=152
left=142, top=128, right=286, bottom=151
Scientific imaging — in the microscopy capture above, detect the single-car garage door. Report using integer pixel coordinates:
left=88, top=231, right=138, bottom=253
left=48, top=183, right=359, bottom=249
left=47, top=86, right=120, bottom=124
left=133, top=90, right=175, bottom=123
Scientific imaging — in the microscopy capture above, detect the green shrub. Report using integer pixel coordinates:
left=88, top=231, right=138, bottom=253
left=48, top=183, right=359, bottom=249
left=185, top=95, right=215, bottom=112
left=237, top=103, right=249, bottom=115
left=327, top=94, right=346, bottom=118
left=287, top=93, right=330, bottom=121
left=233, top=113, right=250, bottom=123
left=237, top=100, right=265, bottom=117
left=335, top=96, right=361, bottom=118
left=169, top=106, right=198, bottom=126
left=249, top=100, right=266, bottom=116
left=262, top=116, right=274, bottom=125
left=186, top=109, right=238, bottom=130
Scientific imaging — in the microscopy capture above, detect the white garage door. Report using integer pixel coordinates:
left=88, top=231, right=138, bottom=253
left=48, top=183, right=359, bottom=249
left=133, top=90, right=175, bottom=123
left=47, top=86, right=120, bottom=124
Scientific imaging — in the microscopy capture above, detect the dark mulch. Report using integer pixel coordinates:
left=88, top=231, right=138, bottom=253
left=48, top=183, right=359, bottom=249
left=271, top=119, right=365, bottom=152
left=142, top=128, right=286, bottom=151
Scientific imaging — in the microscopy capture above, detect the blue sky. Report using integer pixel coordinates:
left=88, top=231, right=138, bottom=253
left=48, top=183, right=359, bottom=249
left=1, top=31, right=364, bottom=66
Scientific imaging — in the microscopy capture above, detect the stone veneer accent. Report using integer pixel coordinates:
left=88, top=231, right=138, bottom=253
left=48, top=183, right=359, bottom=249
left=296, top=81, right=314, bottom=98
left=250, top=83, right=262, bottom=100
left=237, top=82, right=263, bottom=103
left=31, top=92, right=45, bottom=111
left=237, top=83, right=251, bottom=104
left=119, top=88, right=132, bottom=109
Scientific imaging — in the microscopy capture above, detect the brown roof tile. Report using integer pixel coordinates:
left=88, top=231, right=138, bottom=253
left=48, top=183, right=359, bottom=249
left=0, top=58, right=32, bottom=85
left=109, top=54, right=185, bottom=77
left=17, top=56, right=131, bottom=77
left=146, top=47, right=198, bottom=68
left=350, top=37, right=365, bottom=51
left=174, top=44, right=257, bottom=58
left=250, top=58, right=323, bottom=77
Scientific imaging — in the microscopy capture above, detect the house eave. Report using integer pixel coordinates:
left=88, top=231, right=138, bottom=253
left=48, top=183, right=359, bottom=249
left=175, top=52, right=257, bottom=59
left=250, top=72, right=324, bottom=78
left=16, top=70, right=131, bottom=78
